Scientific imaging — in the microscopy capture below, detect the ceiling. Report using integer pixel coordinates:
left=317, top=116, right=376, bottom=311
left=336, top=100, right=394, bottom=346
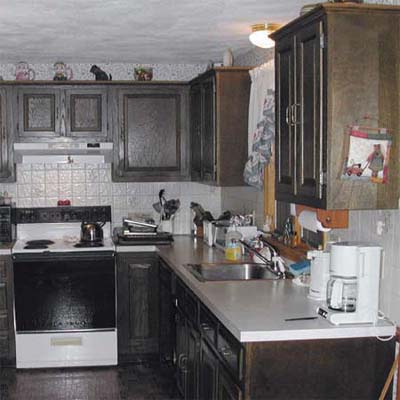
left=0, top=0, right=309, bottom=64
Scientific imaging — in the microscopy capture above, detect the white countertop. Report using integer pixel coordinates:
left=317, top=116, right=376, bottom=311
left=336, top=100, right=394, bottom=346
left=154, top=237, right=396, bottom=343
left=0, top=248, right=11, bottom=255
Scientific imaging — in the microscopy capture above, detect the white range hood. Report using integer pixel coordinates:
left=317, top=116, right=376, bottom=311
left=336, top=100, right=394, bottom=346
left=14, top=142, right=113, bottom=164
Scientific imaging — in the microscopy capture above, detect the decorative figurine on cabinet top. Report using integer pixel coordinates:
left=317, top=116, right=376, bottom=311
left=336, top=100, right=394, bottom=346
left=15, top=61, right=35, bottom=80
left=134, top=67, right=153, bottom=81
left=53, top=61, right=73, bottom=81
left=90, top=65, right=112, bottom=81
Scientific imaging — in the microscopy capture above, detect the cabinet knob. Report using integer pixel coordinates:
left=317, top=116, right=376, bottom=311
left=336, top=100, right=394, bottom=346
left=200, top=322, right=212, bottom=332
left=219, top=346, right=232, bottom=357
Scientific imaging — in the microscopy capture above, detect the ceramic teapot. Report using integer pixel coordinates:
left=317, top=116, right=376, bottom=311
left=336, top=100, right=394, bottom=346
left=15, top=61, right=35, bottom=81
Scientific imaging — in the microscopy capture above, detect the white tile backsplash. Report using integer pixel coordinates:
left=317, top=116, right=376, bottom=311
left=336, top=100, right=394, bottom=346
left=1, top=163, right=223, bottom=235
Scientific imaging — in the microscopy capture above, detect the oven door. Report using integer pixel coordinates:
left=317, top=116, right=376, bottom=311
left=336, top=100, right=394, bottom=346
left=13, top=251, right=116, bottom=333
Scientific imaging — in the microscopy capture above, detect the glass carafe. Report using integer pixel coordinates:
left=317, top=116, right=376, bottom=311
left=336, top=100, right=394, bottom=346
left=327, top=276, right=357, bottom=312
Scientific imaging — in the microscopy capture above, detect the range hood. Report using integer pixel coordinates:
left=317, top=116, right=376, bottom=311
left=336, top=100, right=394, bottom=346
left=14, top=142, right=113, bottom=164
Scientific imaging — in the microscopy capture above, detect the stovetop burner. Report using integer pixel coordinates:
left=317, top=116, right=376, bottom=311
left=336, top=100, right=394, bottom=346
left=24, top=239, right=55, bottom=250
left=26, top=240, right=55, bottom=246
left=73, top=241, right=104, bottom=248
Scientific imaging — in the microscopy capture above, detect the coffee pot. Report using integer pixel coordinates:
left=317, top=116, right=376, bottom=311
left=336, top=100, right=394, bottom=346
left=318, top=242, right=382, bottom=325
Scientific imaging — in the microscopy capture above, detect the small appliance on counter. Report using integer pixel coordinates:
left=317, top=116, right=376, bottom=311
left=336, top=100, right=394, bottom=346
left=307, top=250, right=330, bottom=300
left=114, top=218, right=173, bottom=246
left=317, top=242, right=382, bottom=325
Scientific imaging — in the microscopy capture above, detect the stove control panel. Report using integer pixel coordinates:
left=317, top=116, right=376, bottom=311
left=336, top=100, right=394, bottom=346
left=16, top=206, right=112, bottom=224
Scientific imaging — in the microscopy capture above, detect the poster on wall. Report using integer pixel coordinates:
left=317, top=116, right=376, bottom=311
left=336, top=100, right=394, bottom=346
left=341, top=122, right=392, bottom=184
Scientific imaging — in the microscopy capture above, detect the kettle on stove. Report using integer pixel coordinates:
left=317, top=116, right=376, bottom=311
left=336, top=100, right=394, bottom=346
left=80, top=221, right=105, bottom=243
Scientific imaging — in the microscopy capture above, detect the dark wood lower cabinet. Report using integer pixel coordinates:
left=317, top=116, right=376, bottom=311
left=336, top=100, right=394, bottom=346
left=0, top=255, right=14, bottom=366
left=165, top=263, right=395, bottom=400
left=117, top=252, right=159, bottom=363
left=218, top=369, right=242, bottom=400
left=199, top=341, right=218, bottom=400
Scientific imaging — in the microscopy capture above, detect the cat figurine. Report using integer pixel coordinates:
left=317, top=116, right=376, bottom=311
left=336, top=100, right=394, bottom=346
left=90, top=65, right=112, bottom=81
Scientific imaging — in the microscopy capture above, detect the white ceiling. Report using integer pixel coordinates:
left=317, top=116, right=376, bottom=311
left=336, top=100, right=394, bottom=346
left=0, top=0, right=308, bottom=64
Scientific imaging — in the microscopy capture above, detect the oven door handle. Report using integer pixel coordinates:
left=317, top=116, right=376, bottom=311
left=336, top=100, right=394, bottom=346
left=12, top=251, right=115, bottom=262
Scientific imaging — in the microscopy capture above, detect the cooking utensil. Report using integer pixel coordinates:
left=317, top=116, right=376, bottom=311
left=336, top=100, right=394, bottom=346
left=80, top=221, right=105, bottom=243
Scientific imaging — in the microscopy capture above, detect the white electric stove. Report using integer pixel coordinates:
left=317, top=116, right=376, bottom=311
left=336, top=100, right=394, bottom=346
left=12, top=206, right=117, bottom=369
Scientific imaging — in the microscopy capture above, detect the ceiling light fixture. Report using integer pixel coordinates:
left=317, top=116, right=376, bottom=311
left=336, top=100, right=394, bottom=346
left=249, top=23, right=281, bottom=49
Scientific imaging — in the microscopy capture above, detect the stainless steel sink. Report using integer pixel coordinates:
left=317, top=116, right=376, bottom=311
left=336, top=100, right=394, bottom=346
left=184, top=263, right=280, bottom=282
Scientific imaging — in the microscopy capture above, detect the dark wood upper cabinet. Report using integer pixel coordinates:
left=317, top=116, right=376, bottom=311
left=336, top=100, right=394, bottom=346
left=272, top=3, right=400, bottom=209
left=190, top=84, right=202, bottom=181
left=17, top=88, right=59, bottom=138
left=0, top=256, right=15, bottom=367
left=0, top=89, right=13, bottom=181
left=189, top=68, right=251, bottom=186
left=275, top=35, right=296, bottom=198
left=65, top=89, right=108, bottom=139
left=112, top=85, right=189, bottom=181
left=15, top=85, right=110, bottom=141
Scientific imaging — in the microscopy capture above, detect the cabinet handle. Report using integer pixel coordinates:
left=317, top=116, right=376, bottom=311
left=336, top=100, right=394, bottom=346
left=200, top=322, right=212, bottom=331
left=181, top=355, right=188, bottom=373
left=285, top=106, right=290, bottom=126
left=219, top=346, right=232, bottom=357
left=291, top=104, right=299, bottom=125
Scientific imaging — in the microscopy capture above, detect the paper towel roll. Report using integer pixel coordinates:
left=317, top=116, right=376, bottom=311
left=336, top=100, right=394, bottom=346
left=298, top=210, right=331, bottom=233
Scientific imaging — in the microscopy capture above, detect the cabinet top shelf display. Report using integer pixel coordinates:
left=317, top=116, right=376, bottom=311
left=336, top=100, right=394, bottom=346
left=0, top=80, right=189, bottom=86
left=271, top=3, right=400, bottom=210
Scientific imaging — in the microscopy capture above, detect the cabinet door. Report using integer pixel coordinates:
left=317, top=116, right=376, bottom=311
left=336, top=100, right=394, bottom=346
left=115, top=87, right=189, bottom=181
left=185, top=322, right=200, bottom=400
left=201, top=78, right=216, bottom=181
left=175, top=309, right=187, bottom=398
left=199, top=340, right=218, bottom=400
left=218, top=369, right=242, bottom=400
left=117, top=253, right=159, bottom=362
left=190, top=84, right=202, bottom=180
left=17, top=88, right=60, bottom=138
left=295, top=21, right=325, bottom=206
left=65, top=89, right=108, bottom=139
left=159, top=261, right=174, bottom=363
left=0, top=89, right=12, bottom=180
left=275, top=35, right=296, bottom=198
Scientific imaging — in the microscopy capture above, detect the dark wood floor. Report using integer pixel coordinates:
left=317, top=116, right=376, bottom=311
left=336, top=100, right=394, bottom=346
left=0, top=362, right=179, bottom=400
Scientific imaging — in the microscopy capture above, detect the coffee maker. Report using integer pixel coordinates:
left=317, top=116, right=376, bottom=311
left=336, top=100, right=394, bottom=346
left=317, top=242, right=382, bottom=325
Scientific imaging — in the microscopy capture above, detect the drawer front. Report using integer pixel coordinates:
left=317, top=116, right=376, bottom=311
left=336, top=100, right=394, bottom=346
left=0, top=311, right=8, bottom=331
left=0, top=261, right=6, bottom=282
left=200, top=304, right=217, bottom=346
left=176, top=279, right=186, bottom=311
left=0, top=283, right=6, bottom=311
left=159, top=262, right=172, bottom=286
left=0, top=332, right=9, bottom=357
left=217, top=325, right=244, bottom=382
left=185, top=289, right=198, bottom=326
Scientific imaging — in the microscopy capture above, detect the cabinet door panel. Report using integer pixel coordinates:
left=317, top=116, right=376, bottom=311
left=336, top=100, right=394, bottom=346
left=0, top=89, right=11, bottom=180
left=66, top=89, right=108, bottom=139
left=275, top=37, right=296, bottom=197
left=175, top=310, right=187, bottom=397
left=190, top=84, right=202, bottom=180
left=115, top=87, right=188, bottom=181
left=296, top=22, right=324, bottom=204
left=18, top=89, right=59, bottom=138
left=117, top=253, right=159, bottom=362
left=200, top=341, right=218, bottom=400
left=218, top=369, right=242, bottom=400
left=0, top=284, right=6, bottom=311
left=185, top=323, right=199, bottom=400
left=201, top=78, right=216, bottom=181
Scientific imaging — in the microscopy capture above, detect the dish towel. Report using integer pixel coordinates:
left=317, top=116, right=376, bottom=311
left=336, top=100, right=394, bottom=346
left=244, top=61, right=275, bottom=189
left=243, top=61, right=275, bottom=189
